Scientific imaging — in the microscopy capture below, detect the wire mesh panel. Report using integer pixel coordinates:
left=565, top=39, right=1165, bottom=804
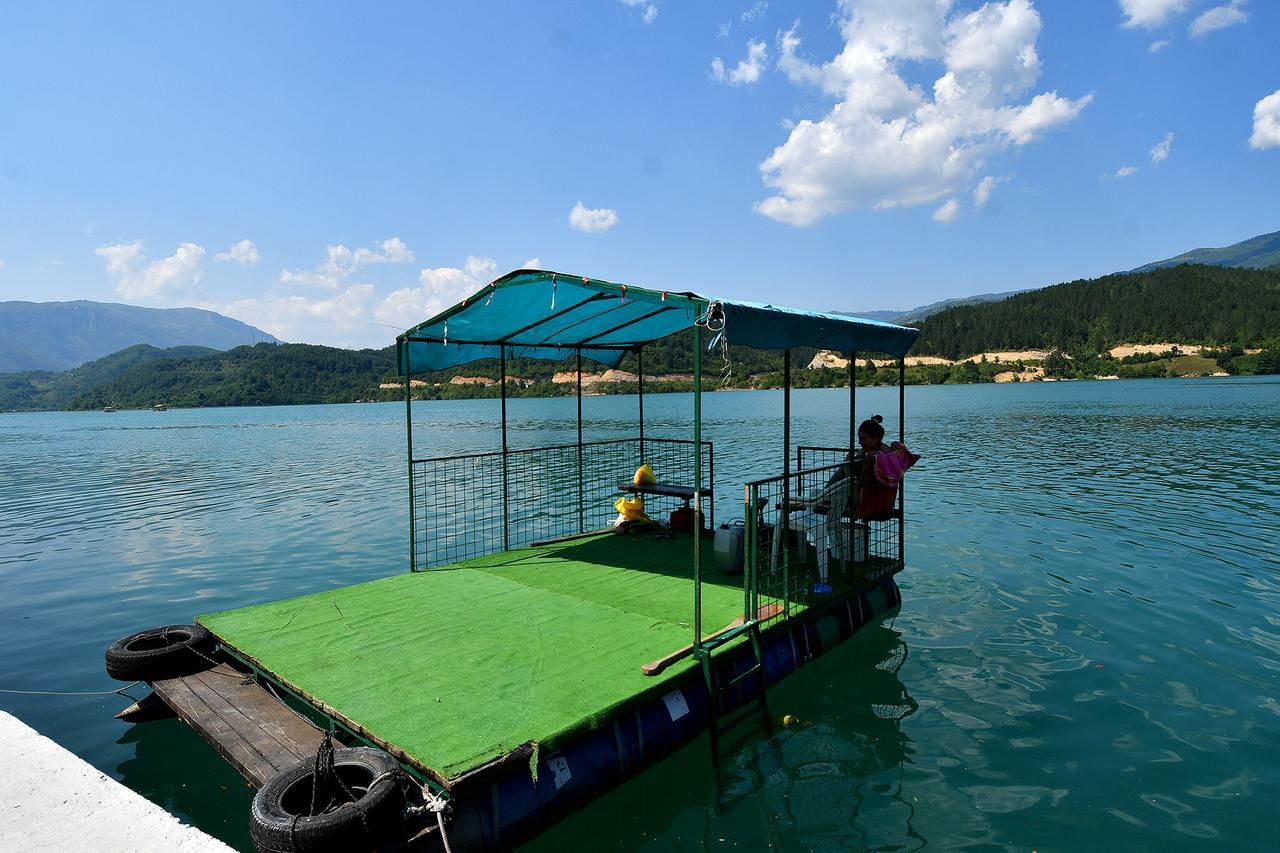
left=744, top=458, right=904, bottom=617
left=410, top=437, right=712, bottom=570
left=797, top=445, right=849, bottom=473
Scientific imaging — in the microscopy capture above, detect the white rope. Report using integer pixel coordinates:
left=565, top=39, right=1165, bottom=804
left=404, top=780, right=454, bottom=853
left=0, top=681, right=141, bottom=696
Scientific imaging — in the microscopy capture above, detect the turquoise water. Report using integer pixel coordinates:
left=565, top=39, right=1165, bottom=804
left=1, top=378, right=1278, bottom=851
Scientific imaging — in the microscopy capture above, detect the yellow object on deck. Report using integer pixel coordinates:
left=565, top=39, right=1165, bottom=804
left=613, top=494, right=649, bottom=523
left=633, top=463, right=655, bottom=485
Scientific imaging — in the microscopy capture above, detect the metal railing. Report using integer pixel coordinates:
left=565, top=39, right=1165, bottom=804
left=742, top=459, right=903, bottom=618
left=410, top=436, right=713, bottom=570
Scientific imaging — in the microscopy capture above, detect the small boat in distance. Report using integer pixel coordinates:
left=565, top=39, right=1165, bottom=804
left=152, top=403, right=168, bottom=412
left=103, top=405, right=116, bottom=413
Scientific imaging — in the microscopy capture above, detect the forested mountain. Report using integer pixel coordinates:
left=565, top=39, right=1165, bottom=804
left=911, top=265, right=1280, bottom=359
left=0, top=344, right=216, bottom=412
left=1130, top=229, right=1280, bottom=273
left=0, top=300, right=278, bottom=372
left=8, top=263, right=1276, bottom=412
left=67, top=343, right=396, bottom=410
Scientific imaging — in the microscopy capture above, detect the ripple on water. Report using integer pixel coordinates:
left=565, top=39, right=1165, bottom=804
left=2, top=382, right=1279, bottom=851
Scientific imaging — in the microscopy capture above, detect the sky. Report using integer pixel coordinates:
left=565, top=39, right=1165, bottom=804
left=0, top=0, right=1277, bottom=348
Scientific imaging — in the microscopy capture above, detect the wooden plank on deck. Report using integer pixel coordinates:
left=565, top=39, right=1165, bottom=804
left=151, top=663, right=323, bottom=787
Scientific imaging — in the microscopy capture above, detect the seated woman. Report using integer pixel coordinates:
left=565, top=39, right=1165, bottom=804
left=852, top=415, right=919, bottom=520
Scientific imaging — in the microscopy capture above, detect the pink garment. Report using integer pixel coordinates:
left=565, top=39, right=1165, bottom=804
left=874, top=441, right=920, bottom=489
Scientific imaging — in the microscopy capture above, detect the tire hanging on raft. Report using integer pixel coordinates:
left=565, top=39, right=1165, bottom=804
left=250, top=737, right=408, bottom=853
left=104, top=624, right=215, bottom=681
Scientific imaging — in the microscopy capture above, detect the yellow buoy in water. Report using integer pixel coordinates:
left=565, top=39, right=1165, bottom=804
left=782, top=714, right=798, bottom=727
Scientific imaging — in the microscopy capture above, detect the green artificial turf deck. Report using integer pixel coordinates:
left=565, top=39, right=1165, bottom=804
left=198, top=532, right=744, bottom=783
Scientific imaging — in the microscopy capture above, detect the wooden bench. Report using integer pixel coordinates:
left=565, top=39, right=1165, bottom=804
left=618, top=482, right=711, bottom=505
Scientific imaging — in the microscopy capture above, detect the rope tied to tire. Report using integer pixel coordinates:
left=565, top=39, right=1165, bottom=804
left=404, top=782, right=455, bottom=853
left=254, top=734, right=452, bottom=853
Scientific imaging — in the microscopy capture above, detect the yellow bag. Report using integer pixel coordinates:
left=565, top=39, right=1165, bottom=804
left=613, top=494, right=650, bottom=523
left=633, top=463, right=656, bottom=485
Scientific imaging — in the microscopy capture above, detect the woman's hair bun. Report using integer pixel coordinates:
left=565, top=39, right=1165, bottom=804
left=872, top=414, right=883, bottom=423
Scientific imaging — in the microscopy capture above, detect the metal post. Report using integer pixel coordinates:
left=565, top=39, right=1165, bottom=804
left=403, top=338, right=416, bottom=572
left=849, top=351, right=856, bottom=454
left=693, top=322, right=703, bottom=649
left=500, top=347, right=510, bottom=552
left=898, top=358, right=905, bottom=442
left=898, top=357, right=906, bottom=568
left=637, top=346, right=645, bottom=463
left=577, top=349, right=585, bottom=534
left=744, top=484, right=754, bottom=622
left=782, top=349, right=791, bottom=605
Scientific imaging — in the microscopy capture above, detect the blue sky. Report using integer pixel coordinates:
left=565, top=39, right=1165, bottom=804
left=0, top=0, right=1277, bottom=347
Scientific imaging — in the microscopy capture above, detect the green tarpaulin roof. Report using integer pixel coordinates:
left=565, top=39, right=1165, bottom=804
left=399, top=269, right=920, bottom=373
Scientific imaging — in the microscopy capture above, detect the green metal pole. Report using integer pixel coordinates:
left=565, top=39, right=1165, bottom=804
left=744, top=485, right=754, bottom=622
left=577, top=348, right=584, bottom=534
left=899, top=358, right=906, bottom=568
left=782, top=350, right=791, bottom=603
left=500, top=347, right=509, bottom=552
left=849, top=351, right=856, bottom=455
left=693, top=322, right=703, bottom=649
left=637, top=346, right=645, bottom=463
left=403, top=338, right=416, bottom=572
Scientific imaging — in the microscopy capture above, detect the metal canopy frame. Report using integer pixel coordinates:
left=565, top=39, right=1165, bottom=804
left=397, top=270, right=913, bottom=663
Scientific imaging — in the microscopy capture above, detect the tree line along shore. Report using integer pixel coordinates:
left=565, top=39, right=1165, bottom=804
left=2, top=263, right=1278, bottom=412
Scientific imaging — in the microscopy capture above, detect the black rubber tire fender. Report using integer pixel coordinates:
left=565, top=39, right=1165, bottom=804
left=104, top=623, right=214, bottom=682
left=249, top=747, right=406, bottom=852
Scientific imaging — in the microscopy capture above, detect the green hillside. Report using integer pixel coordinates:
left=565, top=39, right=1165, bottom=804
left=912, top=264, right=1280, bottom=359
left=67, top=343, right=397, bottom=410
left=13, top=263, right=1276, bottom=413
left=0, top=344, right=216, bottom=412
left=1131, top=229, right=1280, bottom=273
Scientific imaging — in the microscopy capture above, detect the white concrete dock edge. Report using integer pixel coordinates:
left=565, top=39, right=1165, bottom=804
left=0, top=710, right=236, bottom=852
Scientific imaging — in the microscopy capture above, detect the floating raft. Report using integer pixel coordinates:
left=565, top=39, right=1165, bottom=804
left=194, top=531, right=902, bottom=849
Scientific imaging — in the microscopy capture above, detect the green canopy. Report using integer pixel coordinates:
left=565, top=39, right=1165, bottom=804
left=399, top=269, right=919, bottom=373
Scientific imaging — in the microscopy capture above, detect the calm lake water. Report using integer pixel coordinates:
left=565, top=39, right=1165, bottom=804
left=2, top=378, right=1278, bottom=851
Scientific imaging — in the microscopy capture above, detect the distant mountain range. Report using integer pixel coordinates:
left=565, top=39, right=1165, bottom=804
left=844, top=228, right=1280, bottom=323
left=1130, top=229, right=1280, bottom=273
left=0, top=300, right=278, bottom=373
left=840, top=290, right=1026, bottom=324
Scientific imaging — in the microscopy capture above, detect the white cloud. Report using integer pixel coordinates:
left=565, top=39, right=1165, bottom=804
left=218, top=254, right=498, bottom=349
left=1189, top=1, right=1248, bottom=38
left=375, top=256, right=500, bottom=331
left=1150, top=131, right=1174, bottom=163
left=95, top=240, right=206, bottom=303
left=1118, top=0, right=1189, bottom=28
left=522, top=257, right=542, bottom=269
left=742, top=1, right=768, bottom=22
left=221, top=284, right=379, bottom=348
left=932, top=198, right=961, bottom=223
left=1148, top=39, right=1172, bottom=52
left=278, top=237, right=414, bottom=289
left=712, top=39, right=769, bottom=86
left=215, top=239, right=261, bottom=266
left=0, top=260, right=6, bottom=270
left=569, top=202, right=620, bottom=234
left=1115, top=165, right=1139, bottom=178
left=1251, top=89, right=1280, bottom=150
left=620, top=0, right=657, bottom=24
left=973, top=174, right=1010, bottom=208
left=756, top=0, right=1091, bottom=227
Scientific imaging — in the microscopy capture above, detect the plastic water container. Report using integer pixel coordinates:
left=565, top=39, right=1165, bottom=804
left=714, top=521, right=745, bottom=574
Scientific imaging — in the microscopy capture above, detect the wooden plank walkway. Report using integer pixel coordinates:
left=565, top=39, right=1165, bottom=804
left=151, top=663, right=323, bottom=787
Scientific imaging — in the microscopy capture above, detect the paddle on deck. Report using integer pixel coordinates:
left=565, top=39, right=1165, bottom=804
left=642, top=602, right=783, bottom=677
